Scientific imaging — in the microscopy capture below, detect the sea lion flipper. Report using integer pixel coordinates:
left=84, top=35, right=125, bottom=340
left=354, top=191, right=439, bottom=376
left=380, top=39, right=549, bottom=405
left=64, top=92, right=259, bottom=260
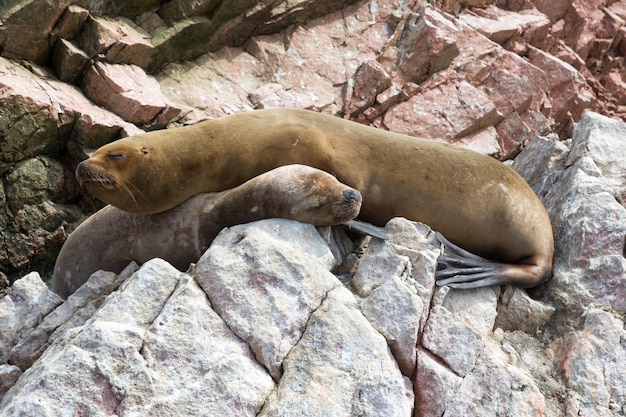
left=434, top=231, right=502, bottom=288
left=342, top=220, right=389, bottom=240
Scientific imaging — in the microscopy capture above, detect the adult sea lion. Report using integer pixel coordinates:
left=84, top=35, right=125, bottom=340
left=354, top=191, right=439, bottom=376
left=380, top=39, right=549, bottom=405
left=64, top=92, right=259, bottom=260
left=76, top=108, right=554, bottom=289
left=55, top=165, right=362, bottom=298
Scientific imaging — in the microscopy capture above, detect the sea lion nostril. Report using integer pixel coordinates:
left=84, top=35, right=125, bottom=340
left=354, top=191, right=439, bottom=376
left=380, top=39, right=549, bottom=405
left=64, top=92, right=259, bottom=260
left=343, top=189, right=361, bottom=202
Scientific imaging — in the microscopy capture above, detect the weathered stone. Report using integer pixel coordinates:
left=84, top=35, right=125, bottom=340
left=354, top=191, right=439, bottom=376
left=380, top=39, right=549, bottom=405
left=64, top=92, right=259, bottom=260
left=414, top=348, right=462, bottom=417
left=421, top=305, right=484, bottom=376
left=513, top=112, right=626, bottom=318
left=440, top=342, right=547, bottom=416
left=248, top=83, right=302, bottom=109
left=393, top=6, right=460, bottom=83
left=360, top=276, right=422, bottom=376
left=495, top=287, right=556, bottom=335
left=158, top=49, right=258, bottom=120
left=82, top=62, right=181, bottom=126
left=8, top=264, right=138, bottom=370
left=495, top=111, right=532, bottom=158
left=158, top=0, right=221, bottom=22
left=528, top=46, right=595, bottom=135
left=459, top=6, right=550, bottom=46
left=0, top=56, right=139, bottom=163
left=51, top=39, right=90, bottom=84
left=384, top=80, right=500, bottom=141
left=259, top=286, right=413, bottom=417
left=0, top=365, right=21, bottom=400
left=51, top=5, right=89, bottom=41
left=0, top=273, right=62, bottom=364
left=195, top=220, right=340, bottom=380
left=0, top=0, right=70, bottom=63
left=559, top=309, right=626, bottom=416
left=346, top=60, right=392, bottom=116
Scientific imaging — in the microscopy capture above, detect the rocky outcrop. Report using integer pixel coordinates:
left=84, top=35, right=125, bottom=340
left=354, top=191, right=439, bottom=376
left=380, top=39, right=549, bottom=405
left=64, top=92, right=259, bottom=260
left=1, top=0, right=626, bottom=414
left=1, top=112, right=625, bottom=416
left=1, top=0, right=624, bottom=280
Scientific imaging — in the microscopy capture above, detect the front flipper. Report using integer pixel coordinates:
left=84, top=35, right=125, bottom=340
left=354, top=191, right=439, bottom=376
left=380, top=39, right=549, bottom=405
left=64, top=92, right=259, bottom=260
left=435, top=232, right=503, bottom=289
left=342, top=220, right=390, bottom=241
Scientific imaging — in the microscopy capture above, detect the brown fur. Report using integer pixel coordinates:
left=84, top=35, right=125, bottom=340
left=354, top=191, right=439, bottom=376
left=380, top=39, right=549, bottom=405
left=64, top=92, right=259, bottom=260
left=76, top=108, right=554, bottom=288
left=55, top=165, right=361, bottom=297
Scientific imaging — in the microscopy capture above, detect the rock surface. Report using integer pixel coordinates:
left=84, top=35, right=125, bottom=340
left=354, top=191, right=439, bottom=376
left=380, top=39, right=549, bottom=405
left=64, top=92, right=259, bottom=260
left=1, top=0, right=626, bottom=415
left=2, top=112, right=626, bottom=416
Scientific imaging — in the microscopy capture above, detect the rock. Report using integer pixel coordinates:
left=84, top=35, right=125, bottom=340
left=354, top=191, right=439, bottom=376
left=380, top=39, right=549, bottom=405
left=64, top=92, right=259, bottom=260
left=82, top=62, right=181, bottom=127
left=3, top=0, right=626, bottom=413
left=392, top=6, right=460, bottom=84
left=0, top=56, right=140, bottom=160
left=259, top=286, right=413, bottom=417
left=513, top=112, right=626, bottom=318
left=8, top=264, right=138, bottom=370
left=458, top=6, right=550, bottom=46
left=0, top=366, right=21, bottom=400
left=421, top=305, right=484, bottom=376
left=51, top=5, right=89, bottom=41
left=495, top=287, right=556, bottom=335
left=559, top=308, right=626, bottom=416
left=346, top=60, right=392, bottom=117
left=0, top=273, right=62, bottom=364
left=77, top=15, right=154, bottom=68
left=383, top=80, right=500, bottom=143
left=195, top=220, right=340, bottom=380
left=51, top=39, right=91, bottom=84
left=0, top=259, right=274, bottom=416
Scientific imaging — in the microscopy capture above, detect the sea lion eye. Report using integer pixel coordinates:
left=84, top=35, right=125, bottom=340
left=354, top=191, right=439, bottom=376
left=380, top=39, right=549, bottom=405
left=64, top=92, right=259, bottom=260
left=107, top=153, right=125, bottom=161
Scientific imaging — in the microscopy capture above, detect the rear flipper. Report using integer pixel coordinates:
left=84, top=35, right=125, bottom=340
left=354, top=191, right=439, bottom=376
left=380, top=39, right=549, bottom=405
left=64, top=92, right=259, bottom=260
left=435, top=232, right=505, bottom=289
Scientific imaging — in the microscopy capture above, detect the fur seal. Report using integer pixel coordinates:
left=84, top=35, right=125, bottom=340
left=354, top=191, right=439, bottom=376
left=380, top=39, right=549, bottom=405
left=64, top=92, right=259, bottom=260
left=55, top=164, right=362, bottom=298
left=76, top=108, right=554, bottom=289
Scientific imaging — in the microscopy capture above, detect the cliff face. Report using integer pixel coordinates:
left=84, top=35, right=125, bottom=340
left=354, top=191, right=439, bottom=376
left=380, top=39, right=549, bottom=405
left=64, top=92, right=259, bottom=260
left=1, top=112, right=625, bottom=416
left=1, top=1, right=626, bottom=416
left=0, top=0, right=623, bottom=280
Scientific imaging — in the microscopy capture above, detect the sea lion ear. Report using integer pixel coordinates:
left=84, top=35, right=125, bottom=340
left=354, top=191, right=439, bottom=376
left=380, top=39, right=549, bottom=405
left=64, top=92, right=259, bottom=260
left=141, top=148, right=149, bottom=155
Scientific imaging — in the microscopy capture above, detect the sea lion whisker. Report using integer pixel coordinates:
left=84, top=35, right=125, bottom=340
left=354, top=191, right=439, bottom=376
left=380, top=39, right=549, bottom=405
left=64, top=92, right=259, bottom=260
left=117, top=175, right=149, bottom=204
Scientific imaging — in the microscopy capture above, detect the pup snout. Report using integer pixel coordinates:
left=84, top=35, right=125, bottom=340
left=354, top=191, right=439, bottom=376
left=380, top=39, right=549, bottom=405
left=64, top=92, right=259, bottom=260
left=342, top=189, right=361, bottom=203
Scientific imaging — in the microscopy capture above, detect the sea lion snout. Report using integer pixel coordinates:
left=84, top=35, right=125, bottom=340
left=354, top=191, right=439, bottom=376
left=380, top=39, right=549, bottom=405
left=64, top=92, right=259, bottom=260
left=342, top=189, right=361, bottom=204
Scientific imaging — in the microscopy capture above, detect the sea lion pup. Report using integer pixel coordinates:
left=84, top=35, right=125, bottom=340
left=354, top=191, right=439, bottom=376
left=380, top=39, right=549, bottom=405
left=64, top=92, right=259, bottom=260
left=54, top=165, right=362, bottom=298
left=76, top=108, right=554, bottom=289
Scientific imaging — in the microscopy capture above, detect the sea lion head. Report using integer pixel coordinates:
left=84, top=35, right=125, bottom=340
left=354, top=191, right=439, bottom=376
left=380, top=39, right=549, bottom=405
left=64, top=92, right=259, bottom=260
left=76, top=139, right=159, bottom=212
left=266, top=165, right=362, bottom=225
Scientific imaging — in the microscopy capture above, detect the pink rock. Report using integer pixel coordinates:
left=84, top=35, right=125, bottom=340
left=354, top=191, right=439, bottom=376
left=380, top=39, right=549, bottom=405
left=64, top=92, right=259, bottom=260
left=248, top=83, right=302, bottom=109
left=601, top=70, right=626, bottom=103
left=346, top=60, right=392, bottom=117
left=51, top=5, right=90, bottom=41
left=383, top=80, right=499, bottom=141
left=495, top=112, right=532, bottom=158
left=0, top=57, right=140, bottom=161
left=458, top=6, right=550, bottom=46
left=528, top=46, right=595, bottom=135
left=78, top=15, right=155, bottom=69
left=393, top=6, right=460, bottom=83
left=82, top=62, right=181, bottom=126
left=530, top=0, right=572, bottom=21
left=51, top=39, right=90, bottom=84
